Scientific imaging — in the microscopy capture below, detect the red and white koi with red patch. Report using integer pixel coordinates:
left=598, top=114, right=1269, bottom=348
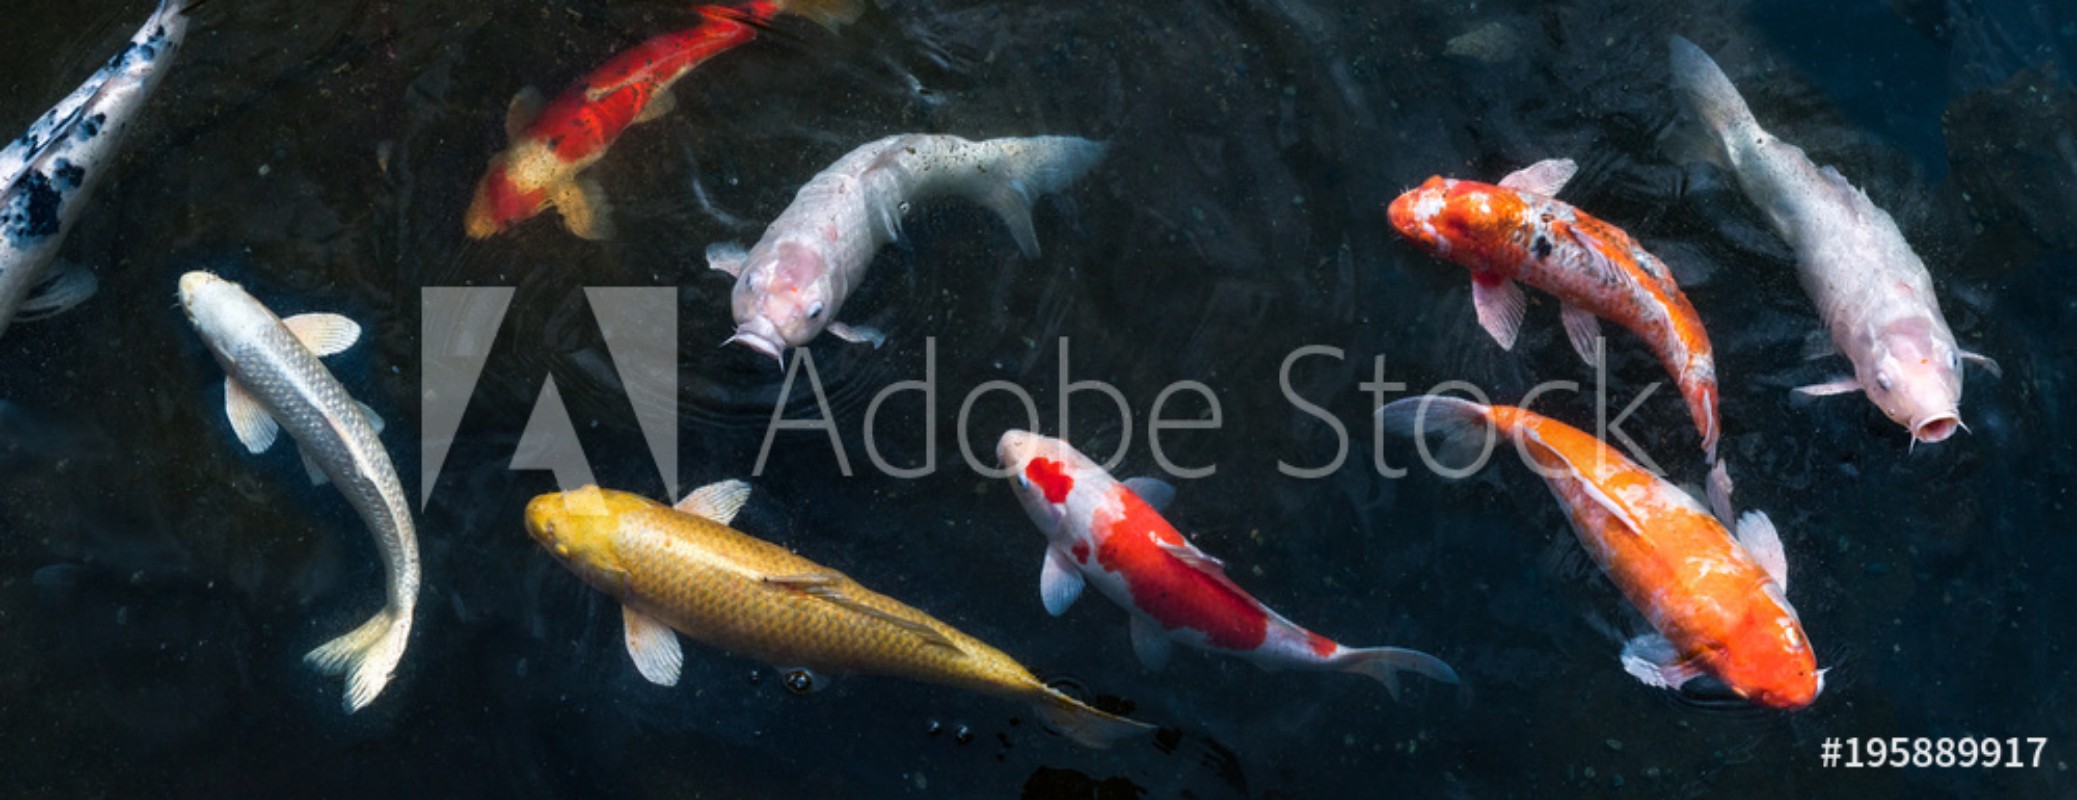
left=995, top=430, right=1458, bottom=699
left=1388, top=159, right=1722, bottom=461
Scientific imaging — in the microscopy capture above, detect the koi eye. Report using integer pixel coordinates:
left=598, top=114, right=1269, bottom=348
left=806, top=302, right=825, bottom=321
left=782, top=669, right=816, bottom=695
left=1876, top=373, right=1894, bottom=392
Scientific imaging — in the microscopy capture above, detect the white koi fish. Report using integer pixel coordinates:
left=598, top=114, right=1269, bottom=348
left=996, top=430, right=1459, bottom=699
left=709, top=133, right=1106, bottom=363
left=179, top=271, right=419, bottom=713
left=0, top=0, right=196, bottom=338
left=1669, top=35, right=1998, bottom=445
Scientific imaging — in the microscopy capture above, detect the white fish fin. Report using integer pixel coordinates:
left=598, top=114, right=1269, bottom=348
left=1158, top=539, right=1228, bottom=575
left=1620, top=632, right=1704, bottom=690
left=1667, top=36, right=1757, bottom=143
left=1470, top=279, right=1527, bottom=351
left=765, top=573, right=962, bottom=652
left=1128, top=615, right=1172, bottom=672
left=1519, top=426, right=1647, bottom=535
left=977, top=180, right=1042, bottom=259
left=299, top=446, right=329, bottom=486
left=553, top=176, right=615, bottom=241
left=705, top=242, right=748, bottom=277
left=622, top=605, right=684, bottom=686
left=1962, top=350, right=2002, bottom=379
left=1122, top=476, right=1176, bottom=511
left=17, top=263, right=97, bottom=321
left=1040, top=547, right=1085, bottom=617
left=1794, top=377, right=1862, bottom=397
left=826, top=322, right=885, bottom=348
left=282, top=313, right=362, bottom=357
left=505, top=87, right=544, bottom=140
left=1326, top=646, right=1460, bottom=702
left=224, top=378, right=279, bottom=453
left=1801, top=330, right=1838, bottom=361
left=304, top=608, right=412, bottom=713
left=1706, top=460, right=1735, bottom=526
left=1560, top=302, right=1602, bottom=367
left=1497, top=158, right=1578, bottom=197
left=357, top=401, right=385, bottom=435
left=633, top=87, right=677, bottom=123
left=1735, top=510, right=1788, bottom=590
left=1376, top=395, right=1494, bottom=469
left=674, top=479, right=752, bottom=525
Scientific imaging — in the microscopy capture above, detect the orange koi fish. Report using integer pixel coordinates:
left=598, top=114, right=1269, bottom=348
left=1379, top=396, right=1821, bottom=709
left=465, top=0, right=859, bottom=240
left=1388, top=160, right=1721, bottom=461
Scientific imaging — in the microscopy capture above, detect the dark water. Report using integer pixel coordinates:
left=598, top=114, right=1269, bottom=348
left=1, top=0, right=2073, bottom=797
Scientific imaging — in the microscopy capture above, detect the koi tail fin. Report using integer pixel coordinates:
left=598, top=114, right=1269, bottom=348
left=305, top=607, right=412, bottom=713
left=1328, top=646, right=1461, bottom=702
left=773, top=0, right=865, bottom=31
left=1031, top=688, right=1155, bottom=749
left=1376, top=395, right=1496, bottom=469
left=968, top=136, right=1109, bottom=259
left=1667, top=36, right=1757, bottom=167
left=1684, top=372, right=1720, bottom=463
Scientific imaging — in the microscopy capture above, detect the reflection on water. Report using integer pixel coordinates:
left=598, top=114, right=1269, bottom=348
left=0, top=0, right=2072, bottom=797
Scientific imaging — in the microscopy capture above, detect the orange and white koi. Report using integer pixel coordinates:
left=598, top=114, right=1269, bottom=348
left=995, top=430, right=1458, bottom=699
left=1388, top=160, right=1721, bottom=461
left=1669, top=35, right=1997, bottom=445
left=1379, top=396, right=1822, bottom=709
left=464, top=0, right=860, bottom=240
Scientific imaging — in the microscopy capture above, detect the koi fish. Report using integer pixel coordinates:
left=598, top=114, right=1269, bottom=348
left=994, top=430, right=1459, bottom=699
left=710, top=133, right=1107, bottom=363
left=1668, top=35, right=1997, bottom=445
left=179, top=271, right=419, bottom=713
left=1388, top=159, right=1721, bottom=461
left=464, top=0, right=861, bottom=240
left=1378, top=395, right=1821, bottom=709
left=1, top=0, right=196, bottom=339
left=525, top=483, right=1153, bottom=748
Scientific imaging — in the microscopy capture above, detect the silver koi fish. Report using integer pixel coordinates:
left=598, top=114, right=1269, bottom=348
left=708, top=133, right=1107, bottom=362
left=0, top=0, right=196, bottom=338
left=179, top=271, right=419, bottom=713
left=1669, top=35, right=1998, bottom=445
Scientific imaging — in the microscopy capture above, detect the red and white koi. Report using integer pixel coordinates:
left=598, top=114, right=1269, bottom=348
left=464, top=0, right=860, bottom=240
left=1388, top=159, right=1722, bottom=461
left=1669, top=35, right=1996, bottom=446
left=1379, top=395, right=1822, bottom=709
left=0, top=0, right=195, bottom=338
left=995, top=430, right=1458, bottom=698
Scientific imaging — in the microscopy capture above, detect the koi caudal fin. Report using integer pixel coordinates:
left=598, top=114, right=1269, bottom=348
left=1667, top=35, right=1756, bottom=166
left=1328, top=646, right=1461, bottom=701
left=305, top=607, right=412, bottom=713
left=774, top=0, right=865, bottom=30
left=1376, top=395, right=1495, bottom=467
left=1032, top=688, right=1156, bottom=749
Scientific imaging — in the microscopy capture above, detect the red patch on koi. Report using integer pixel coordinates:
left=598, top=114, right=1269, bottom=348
left=1306, top=631, right=1337, bottom=658
left=1095, top=489, right=1268, bottom=651
left=1071, top=541, right=1090, bottom=564
left=1026, top=458, right=1074, bottom=504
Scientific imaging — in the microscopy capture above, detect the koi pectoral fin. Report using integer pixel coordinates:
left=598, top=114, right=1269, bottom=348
left=223, top=377, right=279, bottom=453
left=1559, top=302, right=1602, bottom=367
left=1620, top=633, right=1704, bottom=690
left=1122, top=477, right=1176, bottom=511
left=1039, top=547, right=1084, bottom=617
left=1497, top=157, right=1578, bottom=197
left=1793, top=377, right=1862, bottom=397
left=764, top=573, right=962, bottom=652
left=1128, top=615, right=1172, bottom=672
left=505, top=87, right=544, bottom=140
left=675, top=479, right=751, bottom=525
left=706, top=242, right=749, bottom=277
left=1961, top=350, right=2002, bottom=379
left=827, top=322, right=885, bottom=348
left=622, top=605, right=684, bottom=686
left=1470, top=279, right=1527, bottom=351
left=551, top=176, right=615, bottom=241
left=633, top=88, right=677, bottom=124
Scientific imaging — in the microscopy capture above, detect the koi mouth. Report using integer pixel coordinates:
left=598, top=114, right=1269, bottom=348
left=724, top=319, right=786, bottom=367
left=1911, top=414, right=1961, bottom=444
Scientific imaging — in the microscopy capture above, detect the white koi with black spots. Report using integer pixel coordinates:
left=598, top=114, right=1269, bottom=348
left=0, top=0, right=195, bottom=339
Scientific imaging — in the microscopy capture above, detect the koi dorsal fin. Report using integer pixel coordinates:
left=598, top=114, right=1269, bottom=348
left=1498, top=158, right=1578, bottom=197
left=765, top=573, right=962, bottom=652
